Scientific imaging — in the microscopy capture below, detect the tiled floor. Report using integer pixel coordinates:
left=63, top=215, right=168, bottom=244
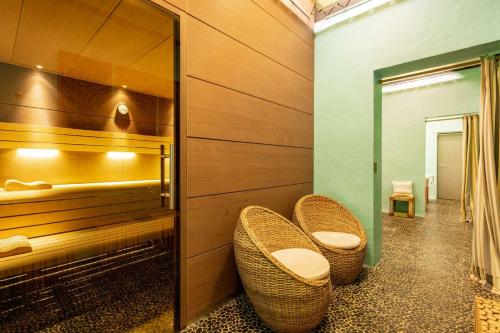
left=183, top=200, right=500, bottom=333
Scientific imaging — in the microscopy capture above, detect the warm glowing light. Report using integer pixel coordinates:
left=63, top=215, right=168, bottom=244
left=122, top=85, right=127, bottom=89
left=17, top=148, right=59, bottom=158
left=315, top=0, right=392, bottom=33
left=35, top=65, right=43, bottom=69
left=107, top=151, right=136, bottom=159
left=382, top=72, right=464, bottom=94
left=116, top=103, right=129, bottom=115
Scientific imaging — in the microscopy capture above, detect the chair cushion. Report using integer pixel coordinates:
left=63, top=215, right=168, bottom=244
left=312, top=231, right=361, bottom=249
left=392, top=180, right=413, bottom=194
left=271, top=248, right=330, bottom=280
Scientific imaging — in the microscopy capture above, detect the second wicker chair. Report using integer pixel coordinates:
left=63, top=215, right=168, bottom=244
left=293, top=195, right=367, bottom=285
left=234, top=206, right=331, bottom=333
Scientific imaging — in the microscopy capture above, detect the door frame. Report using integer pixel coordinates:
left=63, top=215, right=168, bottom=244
left=148, top=0, right=187, bottom=330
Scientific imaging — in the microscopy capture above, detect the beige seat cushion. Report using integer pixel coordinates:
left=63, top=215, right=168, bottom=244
left=312, top=231, right=361, bottom=249
left=271, top=248, right=330, bottom=280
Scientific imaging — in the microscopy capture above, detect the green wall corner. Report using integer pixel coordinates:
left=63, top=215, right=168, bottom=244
left=314, top=0, right=500, bottom=266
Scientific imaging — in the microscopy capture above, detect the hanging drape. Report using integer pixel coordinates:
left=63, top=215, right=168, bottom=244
left=460, top=114, right=479, bottom=222
left=471, top=56, right=500, bottom=294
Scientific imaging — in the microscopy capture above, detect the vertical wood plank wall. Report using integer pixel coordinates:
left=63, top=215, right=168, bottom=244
left=160, top=0, right=314, bottom=326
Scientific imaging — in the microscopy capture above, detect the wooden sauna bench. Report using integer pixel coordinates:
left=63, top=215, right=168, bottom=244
left=0, top=179, right=174, bottom=282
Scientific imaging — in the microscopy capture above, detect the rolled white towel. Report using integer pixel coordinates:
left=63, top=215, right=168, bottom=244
left=0, top=235, right=32, bottom=258
left=5, top=179, right=52, bottom=191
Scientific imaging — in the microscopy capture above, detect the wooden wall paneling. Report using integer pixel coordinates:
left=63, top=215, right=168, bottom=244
left=0, top=190, right=159, bottom=217
left=187, top=138, right=313, bottom=197
left=160, top=0, right=187, bottom=12
left=187, top=77, right=313, bottom=148
left=0, top=104, right=173, bottom=137
left=0, top=62, right=173, bottom=135
left=0, top=63, right=173, bottom=125
left=128, top=37, right=175, bottom=98
left=186, top=244, right=239, bottom=320
left=187, top=16, right=313, bottom=114
left=0, top=0, right=22, bottom=61
left=12, top=0, right=121, bottom=73
left=251, top=0, right=314, bottom=47
left=67, top=0, right=174, bottom=75
left=187, top=0, right=313, bottom=80
left=0, top=199, right=160, bottom=230
left=187, top=182, right=312, bottom=258
left=0, top=208, right=171, bottom=239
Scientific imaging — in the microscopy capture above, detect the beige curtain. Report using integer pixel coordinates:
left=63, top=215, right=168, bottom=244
left=471, top=56, right=500, bottom=294
left=460, top=114, right=479, bottom=222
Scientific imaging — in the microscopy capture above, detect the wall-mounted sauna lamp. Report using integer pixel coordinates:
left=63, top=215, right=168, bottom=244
left=107, top=151, right=136, bottom=159
left=17, top=148, right=59, bottom=158
left=116, top=103, right=129, bottom=115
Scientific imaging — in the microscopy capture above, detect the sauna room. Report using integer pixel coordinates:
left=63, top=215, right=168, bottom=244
left=0, top=0, right=179, bottom=331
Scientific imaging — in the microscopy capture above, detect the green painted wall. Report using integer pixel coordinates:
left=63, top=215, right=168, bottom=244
left=381, top=67, right=480, bottom=217
left=315, top=0, right=500, bottom=265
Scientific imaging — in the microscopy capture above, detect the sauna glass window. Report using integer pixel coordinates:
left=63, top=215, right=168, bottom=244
left=0, top=1, right=179, bottom=331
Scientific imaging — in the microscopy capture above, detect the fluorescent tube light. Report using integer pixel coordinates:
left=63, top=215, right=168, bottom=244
left=17, top=148, right=59, bottom=158
left=107, top=151, right=136, bottom=159
left=315, top=0, right=391, bottom=33
left=382, top=72, right=464, bottom=94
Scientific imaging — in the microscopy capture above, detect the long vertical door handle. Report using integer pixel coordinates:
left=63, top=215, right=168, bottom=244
left=169, top=143, right=175, bottom=210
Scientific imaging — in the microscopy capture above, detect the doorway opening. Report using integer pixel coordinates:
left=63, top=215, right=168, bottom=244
left=380, top=66, right=480, bottom=218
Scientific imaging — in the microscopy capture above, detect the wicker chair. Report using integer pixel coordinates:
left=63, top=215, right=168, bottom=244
left=234, top=206, right=331, bottom=333
left=293, top=195, right=367, bottom=285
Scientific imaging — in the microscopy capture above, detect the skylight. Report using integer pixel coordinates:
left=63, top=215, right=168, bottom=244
left=314, top=0, right=392, bottom=33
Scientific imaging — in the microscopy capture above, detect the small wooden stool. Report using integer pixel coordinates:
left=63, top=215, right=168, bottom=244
left=389, top=193, right=415, bottom=218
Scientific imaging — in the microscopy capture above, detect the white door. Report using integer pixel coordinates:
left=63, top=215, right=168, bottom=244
left=437, top=133, right=462, bottom=200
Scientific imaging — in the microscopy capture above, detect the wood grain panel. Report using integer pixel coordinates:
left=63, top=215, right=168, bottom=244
left=187, top=17, right=313, bottom=114
left=0, top=63, right=173, bottom=125
left=187, top=183, right=312, bottom=258
left=187, top=138, right=312, bottom=197
left=187, top=78, right=313, bottom=148
left=0, top=200, right=160, bottom=230
left=0, top=0, right=22, bottom=61
left=251, top=0, right=314, bottom=47
left=0, top=208, right=170, bottom=239
left=0, top=190, right=159, bottom=218
left=0, top=104, right=173, bottom=137
left=78, top=0, right=173, bottom=67
left=187, top=244, right=239, bottom=320
left=160, top=0, right=186, bottom=11
left=187, top=0, right=313, bottom=79
left=13, top=0, right=120, bottom=73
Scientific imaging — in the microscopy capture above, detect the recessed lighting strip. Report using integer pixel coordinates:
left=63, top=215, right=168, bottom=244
left=382, top=72, right=463, bottom=94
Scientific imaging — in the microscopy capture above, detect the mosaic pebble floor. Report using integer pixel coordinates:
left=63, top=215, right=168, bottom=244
left=183, top=200, right=500, bottom=333
left=1, top=253, right=175, bottom=333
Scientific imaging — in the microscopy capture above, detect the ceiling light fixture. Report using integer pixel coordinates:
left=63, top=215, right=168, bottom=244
left=314, top=0, right=392, bottom=33
left=107, top=151, right=136, bottom=159
left=382, top=72, right=464, bottom=94
left=17, top=148, right=59, bottom=158
left=35, top=65, right=43, bottom=69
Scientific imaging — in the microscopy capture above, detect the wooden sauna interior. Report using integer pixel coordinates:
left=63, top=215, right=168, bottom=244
left=0, top=0, right=178, bottom=279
